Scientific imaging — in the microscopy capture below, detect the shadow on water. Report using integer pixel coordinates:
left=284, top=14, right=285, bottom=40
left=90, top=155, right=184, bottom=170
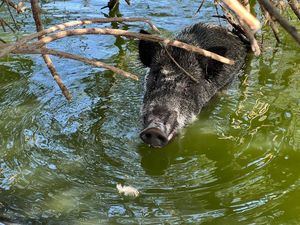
left=138, top=145, right=175, bottom=176
left=138, top=98, right=233, bottom=177
left=138, top=133, right=233, bottom=177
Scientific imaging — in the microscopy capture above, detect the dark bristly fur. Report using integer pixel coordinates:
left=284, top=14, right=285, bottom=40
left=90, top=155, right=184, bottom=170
left=139, top=23, right=248, bottom=148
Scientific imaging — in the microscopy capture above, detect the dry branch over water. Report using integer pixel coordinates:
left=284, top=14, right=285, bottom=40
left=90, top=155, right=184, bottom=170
left=14, top=47, right=140, bottom=80
left=258, top=0, right=300, bottom=44
left=0, top=20, right=236, bottom=79
left=222, top=0, right=261, bottom=32
left=30, top=0, right=72, bottom=101
left=0, top=17, right=160, bottom=58
left=0, top=16, right=165, bottom=100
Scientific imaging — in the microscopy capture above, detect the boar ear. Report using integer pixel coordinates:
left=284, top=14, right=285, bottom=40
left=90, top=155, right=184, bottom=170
left=199, top=46, right=228, bottom=80
left=138, top=30, right=161, bottom=67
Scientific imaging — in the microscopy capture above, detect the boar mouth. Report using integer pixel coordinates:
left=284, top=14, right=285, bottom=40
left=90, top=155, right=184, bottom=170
left=140, top=127, right=169, bottom=148
left=140, top=119, right=178, bottom=148
left=140, top=107, right=179, bottom=148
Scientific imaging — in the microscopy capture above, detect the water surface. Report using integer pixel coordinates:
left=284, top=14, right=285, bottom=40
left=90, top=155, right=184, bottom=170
left=0, top=0, right=299, bottom=224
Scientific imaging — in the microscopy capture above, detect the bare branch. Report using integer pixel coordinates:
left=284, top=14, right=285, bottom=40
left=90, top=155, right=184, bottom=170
left=30, top=0, right=72, bottom=101
left=0, top=18, right=15, bottom=32
left=239, top=20, right=261, bottom=55
left=213, top=0, right=222, bottom=25
left=30, top=0, right=43, bottom=31
left=268, top=17, right=281, bottom=43
left=3, top=0, right=26, bottom=13
left=288, top=0, right=300, bottom=20
left=218, top=4, right=240, bottom=29
left=195, top=0, right=206, bottom=14
left=0, top=38, right=6, bottom=43
left=13, top=47, right=139, bottom=80
left=220, top=4, right=261, bottom=55
left=4, top=0, right=18, bottom=29
left=0, top=17, right=159, bottom=58
left=258, top=0, right=300, bottom=44
left=164, top=47, right=199, bottom=83
left=222, top=0, right=261, bottom=32
left=0, top=19, right=7, bottom=32
left=259, top=2, right=280, bottom=43
left=32, top=28, right=235, bottom=65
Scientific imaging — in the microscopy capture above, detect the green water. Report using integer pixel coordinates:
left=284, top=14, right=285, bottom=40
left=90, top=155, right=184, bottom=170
left=0, top=0, right=299, bottom=224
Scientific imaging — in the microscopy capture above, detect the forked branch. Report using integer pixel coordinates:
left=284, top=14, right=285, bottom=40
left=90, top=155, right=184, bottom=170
left=31, top=28, right=235, bottom=65
left=0, top=17, right=159, bottom=58
left=13, top=47, right=139, bottom=80
left=30, top=0, right=72, bottom=100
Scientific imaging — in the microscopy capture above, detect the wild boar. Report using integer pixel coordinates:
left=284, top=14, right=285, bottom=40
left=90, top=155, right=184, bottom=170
left=138, top=23, right=248, bottom=147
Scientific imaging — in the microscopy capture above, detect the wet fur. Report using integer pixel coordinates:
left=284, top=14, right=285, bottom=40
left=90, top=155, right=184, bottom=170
left=139, top=23, right=248, bottom=142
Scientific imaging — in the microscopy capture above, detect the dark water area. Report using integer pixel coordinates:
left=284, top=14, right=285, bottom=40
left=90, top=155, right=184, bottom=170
left=0, top=0, right=299, bottom=224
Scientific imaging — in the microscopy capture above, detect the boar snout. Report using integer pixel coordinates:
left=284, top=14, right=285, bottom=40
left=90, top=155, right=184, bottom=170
left=140, top=106, right=179, bottom=148
left=140, top=126, right=168, bottom=148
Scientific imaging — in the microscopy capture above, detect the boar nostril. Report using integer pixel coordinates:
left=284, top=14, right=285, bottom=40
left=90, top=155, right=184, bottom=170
left=157, top=135, right=166, bottom=143
left=140, top=128, right=168, bottom=148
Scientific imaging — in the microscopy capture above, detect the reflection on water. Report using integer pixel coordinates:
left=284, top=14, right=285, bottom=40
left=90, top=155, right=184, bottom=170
left=0, top=0, right=300, bottom=224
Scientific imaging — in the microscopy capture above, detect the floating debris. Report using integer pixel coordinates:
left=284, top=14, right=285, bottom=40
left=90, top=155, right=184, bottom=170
left=116, top=184, right=139, bottom=197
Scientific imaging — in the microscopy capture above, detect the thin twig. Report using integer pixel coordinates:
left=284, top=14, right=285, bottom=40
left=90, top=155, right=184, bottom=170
left=109, top=0, right=119, bottom=10
left=268, top=18, right=281, bottom=43
left=258, top=0, right=300, bottom=44
left=3, top=0, right=26, bottom=13
left=259, top=2, right=280, bottom=43
left=164, top=47, right=199, bottom=83
left=239, top=20, right=261, bottom=55
left=0, top=18, right=15, bottom=32
left=0, top=17, right=160, bottom=58
left=213, top=14, right=250, bottom=44
left=0, top=38, right=6, bottom=43
left=30, top=0, right=72, bottom=101
left=219, top=4, right=242, bottom=32
left=0, top=19, right=6, bottom=32
left=220, top=3, right=260, bottom=55
left=213, top=0, right=222, bottom=26
left=195, top=0, right=206, bottom=14
left=288, top=0, right=300, bottom=20
left=12, top=47, right=139, bottom=80
left=31, top=28, right=235, bottom=65
left=4, top=0, right=18, bottom=30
